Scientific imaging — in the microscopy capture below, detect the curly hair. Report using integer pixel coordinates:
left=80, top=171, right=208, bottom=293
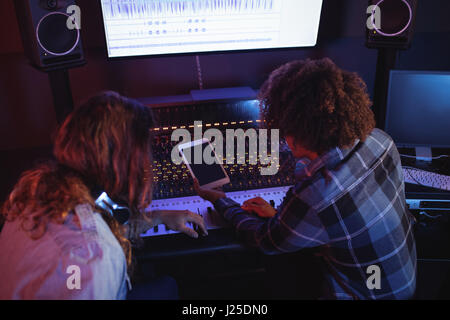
left=1, top=91, right=155, bottom=270
left=259, top=58, right=376, bottom=154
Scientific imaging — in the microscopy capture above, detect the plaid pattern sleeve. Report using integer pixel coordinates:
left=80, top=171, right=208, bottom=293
left=214, top=187, right=330, bottom=254
left=214, top=129, right=417, bottom=300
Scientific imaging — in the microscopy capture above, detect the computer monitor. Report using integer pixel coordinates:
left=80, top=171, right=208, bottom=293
left=385, top=71, right=450, bottom=154
left=100, top=0, right=324, bottom=58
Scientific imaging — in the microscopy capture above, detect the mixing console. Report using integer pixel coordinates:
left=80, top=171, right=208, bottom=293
left=142, top=186, right=291, bottom=237
left=142, top=98, right=296, bottom=238
left=149, top=99, right=296, bottom=201
left=138, top=96, right=450, bottom=268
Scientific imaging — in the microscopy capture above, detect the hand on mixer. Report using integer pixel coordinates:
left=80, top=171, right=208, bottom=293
left=241, top=197, right=277, bottom=218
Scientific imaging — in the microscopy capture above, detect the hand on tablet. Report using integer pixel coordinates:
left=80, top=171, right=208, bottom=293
left=152, top=210, right=208, bottom=239
left=241, top=197, right=277, bottom=218
left=193, top=179, right=226, bottom=204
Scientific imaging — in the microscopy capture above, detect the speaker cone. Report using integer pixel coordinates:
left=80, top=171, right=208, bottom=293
left=36, top=12, right=80, bottom=56
left=374, top=0, right=412, bottom=37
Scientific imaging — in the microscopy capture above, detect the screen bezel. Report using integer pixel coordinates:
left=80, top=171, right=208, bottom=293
left=178, top=138, right=230, bottom=189
left=385, top=70, right=450, bottom=148
left=98, top=0, right=324, bottom=61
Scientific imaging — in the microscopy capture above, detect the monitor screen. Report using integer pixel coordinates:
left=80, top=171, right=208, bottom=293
left=100, top=0, right=324, bottom=58
left=385, top=71, right=450, bottom=148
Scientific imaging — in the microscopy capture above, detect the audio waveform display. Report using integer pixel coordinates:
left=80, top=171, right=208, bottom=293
left=100, top=0, right=323, bottom=58
left=103, top=0, right=276, bottom=19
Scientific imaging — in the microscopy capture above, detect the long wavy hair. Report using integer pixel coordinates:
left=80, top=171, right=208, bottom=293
left=1, top=91, right=155, bottom=270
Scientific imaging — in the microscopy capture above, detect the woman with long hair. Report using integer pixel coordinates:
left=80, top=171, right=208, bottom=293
left=0, top=91, right=206, bottom=299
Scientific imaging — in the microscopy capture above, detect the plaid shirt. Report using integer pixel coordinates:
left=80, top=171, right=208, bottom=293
left=214, top=129, right=417, bottom=300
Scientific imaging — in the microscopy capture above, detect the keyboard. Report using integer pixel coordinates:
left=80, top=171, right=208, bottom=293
left=141, top=186, right=291, bottom=238
left=403, top=167, right=450, bottom=191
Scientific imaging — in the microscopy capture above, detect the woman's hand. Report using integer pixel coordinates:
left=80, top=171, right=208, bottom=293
left=241, top=197, right=277, bottom=218
left=193, top=179, right=226, bottom=204
left=151, top=210, right=208, bottom=239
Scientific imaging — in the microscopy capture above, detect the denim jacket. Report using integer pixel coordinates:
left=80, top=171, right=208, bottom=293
left=0, top=204, right=129, bottom=300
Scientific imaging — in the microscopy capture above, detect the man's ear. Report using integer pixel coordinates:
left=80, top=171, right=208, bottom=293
left=284, top=136, right=320, bottom=161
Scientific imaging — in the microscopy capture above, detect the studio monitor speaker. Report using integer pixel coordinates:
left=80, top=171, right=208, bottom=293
left=366, top=0, right=418, bottom=49
left=14, top=0, right=86, bottom=71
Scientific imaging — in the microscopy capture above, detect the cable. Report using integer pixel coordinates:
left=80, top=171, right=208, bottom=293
left=418, top=259, right=450, bottom=263
left=195, top=55, right=204, bottom=90
left=419, top=211, right=443, bottom=219
left=400, top=154, right=450, bottom=160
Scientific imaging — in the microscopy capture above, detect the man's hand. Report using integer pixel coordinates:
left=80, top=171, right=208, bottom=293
left=241, top=197, right=277, bottom=218
left=152, top=210, right=208, bottom=239
left=193, top=179, right=226, bottom=203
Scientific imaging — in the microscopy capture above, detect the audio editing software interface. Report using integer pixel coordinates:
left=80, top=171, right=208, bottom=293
left=100, top=0, right=323, bottom=57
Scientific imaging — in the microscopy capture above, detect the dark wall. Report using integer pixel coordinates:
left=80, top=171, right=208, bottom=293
left=0, top=0, right=380, bottom=151
left=1, top=0, right=450, bottom=152
left=397, top=0, right=450, bottom=71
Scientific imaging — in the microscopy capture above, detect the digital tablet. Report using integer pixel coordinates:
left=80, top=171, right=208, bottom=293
left=178, top=139, right=230, bottom=189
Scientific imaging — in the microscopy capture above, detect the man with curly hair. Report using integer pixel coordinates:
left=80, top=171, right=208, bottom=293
left=195, top=58, right=417, bottom=300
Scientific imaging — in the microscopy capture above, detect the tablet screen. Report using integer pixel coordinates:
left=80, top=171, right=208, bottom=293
left=182, top=141, right=227, bottom=186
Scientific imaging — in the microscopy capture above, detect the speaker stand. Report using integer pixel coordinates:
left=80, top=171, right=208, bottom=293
left=48, top=69, right=74, bottom=124
left=372, top=48, right=398, bottom=130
